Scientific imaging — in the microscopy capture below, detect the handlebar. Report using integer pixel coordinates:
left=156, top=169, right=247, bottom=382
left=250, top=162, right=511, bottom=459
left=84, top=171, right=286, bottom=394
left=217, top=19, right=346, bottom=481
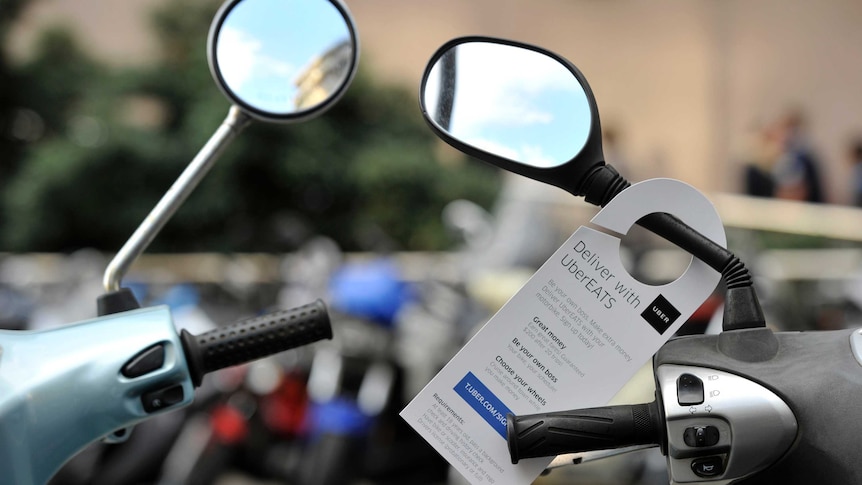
left=506, top=401, right=663, bottom=464
left=507, top=330, right=862, bottom=484
left=181, top=299, right=332, bottom=386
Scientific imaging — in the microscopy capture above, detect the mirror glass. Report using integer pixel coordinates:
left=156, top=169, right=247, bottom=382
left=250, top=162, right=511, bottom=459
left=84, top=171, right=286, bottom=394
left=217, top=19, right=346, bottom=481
left=423, top=41, right=592, bottom=168
left=212, top=0, right=356, bottom=118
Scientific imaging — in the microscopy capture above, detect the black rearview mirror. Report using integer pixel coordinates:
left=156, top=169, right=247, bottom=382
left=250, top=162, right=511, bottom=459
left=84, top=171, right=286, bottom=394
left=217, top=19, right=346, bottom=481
left=208, top=0, right=359, bottom=122
left=419, top=36, right=765, bottom=343
left=420, top=37, right=605, bottom=195
left=103, top=0, right=360, bottom=294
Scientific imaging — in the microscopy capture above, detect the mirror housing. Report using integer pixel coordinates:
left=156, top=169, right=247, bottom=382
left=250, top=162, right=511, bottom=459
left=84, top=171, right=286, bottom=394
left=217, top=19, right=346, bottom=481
left=208, top=0, right=359, bottom=123
left=420, top=36, right=605, bottom=197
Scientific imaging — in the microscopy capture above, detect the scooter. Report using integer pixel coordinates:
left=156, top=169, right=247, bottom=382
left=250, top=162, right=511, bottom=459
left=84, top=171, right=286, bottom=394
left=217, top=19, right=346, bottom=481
left=0, top=1, right=360, bottom=484
left=417, top=36, right=862, bottom=484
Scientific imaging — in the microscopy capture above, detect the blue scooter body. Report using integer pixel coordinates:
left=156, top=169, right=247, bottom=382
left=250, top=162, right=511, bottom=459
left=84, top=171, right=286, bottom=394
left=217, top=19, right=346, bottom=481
left=0, top=307, right=193, bottom=485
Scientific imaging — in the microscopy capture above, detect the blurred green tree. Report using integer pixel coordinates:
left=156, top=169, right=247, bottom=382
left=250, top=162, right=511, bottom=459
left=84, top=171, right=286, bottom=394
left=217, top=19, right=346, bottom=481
left=1, top=0, right=501, bottom=253
left=0, top=0, right=37, bottom=222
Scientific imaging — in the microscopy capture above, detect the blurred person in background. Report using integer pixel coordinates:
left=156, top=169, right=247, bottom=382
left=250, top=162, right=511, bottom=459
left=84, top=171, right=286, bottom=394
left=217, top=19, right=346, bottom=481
left=849, top=138, right=862, bottom=207
left=771, top=109, right=825, bottom=203
left=602, top=125, right=633, bottom=180
left=741, top=124, right=780, bottom=198
left=602, top=124, right=668, bottom=182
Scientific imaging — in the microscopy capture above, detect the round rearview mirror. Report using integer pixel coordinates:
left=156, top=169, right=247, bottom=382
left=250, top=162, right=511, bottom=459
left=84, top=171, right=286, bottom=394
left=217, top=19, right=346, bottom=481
left=208, top=0, right=359, bottom=123
left=420, top=37, right=605, bottom=194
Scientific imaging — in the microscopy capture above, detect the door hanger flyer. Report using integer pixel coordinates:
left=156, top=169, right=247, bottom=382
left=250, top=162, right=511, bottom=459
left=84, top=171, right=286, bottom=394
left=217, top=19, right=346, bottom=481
left=400, top=179, right=727, bottom=485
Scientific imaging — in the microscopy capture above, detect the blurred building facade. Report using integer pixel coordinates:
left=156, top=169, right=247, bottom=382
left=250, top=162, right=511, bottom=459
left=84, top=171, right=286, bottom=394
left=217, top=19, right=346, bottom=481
left=9, top=0, right=862, bottom=203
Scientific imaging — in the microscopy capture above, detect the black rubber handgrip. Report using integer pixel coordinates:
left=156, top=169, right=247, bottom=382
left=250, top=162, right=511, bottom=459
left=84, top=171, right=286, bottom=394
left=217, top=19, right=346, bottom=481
left=181, top=299, right=332, bottom=387
left=506, top=401, right=662, bottom=464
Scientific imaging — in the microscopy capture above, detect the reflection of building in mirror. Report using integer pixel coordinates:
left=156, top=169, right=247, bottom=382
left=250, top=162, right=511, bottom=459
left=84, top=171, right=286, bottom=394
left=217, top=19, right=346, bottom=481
left=294, top=40, right=352, bottom=110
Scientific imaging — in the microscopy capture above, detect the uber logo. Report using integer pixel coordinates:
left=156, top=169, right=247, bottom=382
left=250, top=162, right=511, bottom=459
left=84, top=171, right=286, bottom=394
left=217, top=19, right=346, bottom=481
left=641, top=294, right=681, bottom=335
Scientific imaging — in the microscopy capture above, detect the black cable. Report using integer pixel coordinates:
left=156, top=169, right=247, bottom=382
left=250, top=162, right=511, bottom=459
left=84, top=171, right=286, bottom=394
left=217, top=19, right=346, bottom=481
left=578, top=164, right=765, bottom=331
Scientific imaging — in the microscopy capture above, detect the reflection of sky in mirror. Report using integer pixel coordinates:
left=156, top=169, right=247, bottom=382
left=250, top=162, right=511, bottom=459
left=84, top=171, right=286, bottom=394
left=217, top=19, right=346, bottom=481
left=424, top=42, right=591, bottom=168
left=216, top=0, right=351, bottom=114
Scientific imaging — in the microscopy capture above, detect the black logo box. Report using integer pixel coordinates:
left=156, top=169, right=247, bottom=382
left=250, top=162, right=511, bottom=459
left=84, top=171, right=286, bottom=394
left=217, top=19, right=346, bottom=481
left=641, top=294, right=681, bottom=335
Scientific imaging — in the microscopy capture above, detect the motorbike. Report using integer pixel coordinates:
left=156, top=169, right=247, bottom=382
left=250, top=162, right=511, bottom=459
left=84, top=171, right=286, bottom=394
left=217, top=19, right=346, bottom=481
left=417, top=36, right=861, bottom=484
left=0, top=1, right=361, bottom=484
